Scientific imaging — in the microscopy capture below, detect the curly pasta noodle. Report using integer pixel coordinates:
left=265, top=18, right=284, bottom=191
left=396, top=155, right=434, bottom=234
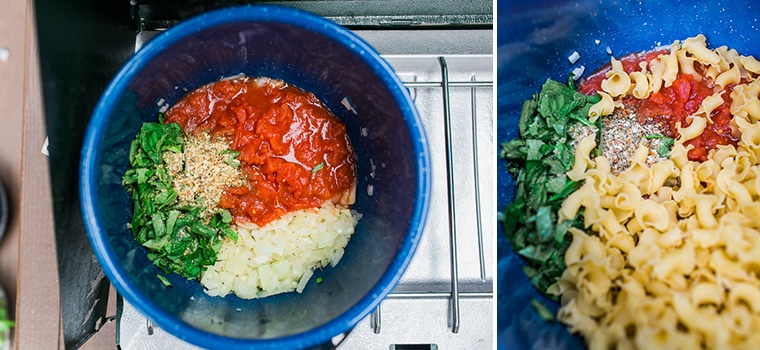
left=555, top=35, right=760, bottom=349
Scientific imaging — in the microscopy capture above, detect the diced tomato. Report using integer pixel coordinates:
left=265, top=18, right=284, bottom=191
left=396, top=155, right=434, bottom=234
left=578, top=50, right=740, bottom=163
left=164, top=77, right=357, bottom=226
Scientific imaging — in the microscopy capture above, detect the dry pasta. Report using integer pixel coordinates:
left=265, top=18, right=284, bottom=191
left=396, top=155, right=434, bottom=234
left=553, top=35, right=760, bottom=349
left=601, top=57, right=632, bottom=97
left=588, top=91, right=615, bottom=121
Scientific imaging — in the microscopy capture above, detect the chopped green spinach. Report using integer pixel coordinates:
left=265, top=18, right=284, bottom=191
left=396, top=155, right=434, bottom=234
left=220, top=149, right=241, bottom=168
left=531, top=298, right=556, bottom=322
left=122, top=121, right=237, bottom=281
left=157, top=274, right=173, bottom=287
left=642, top=133, right=675, bottom=158
left=501, top=79, right=599, bottom=298
left=657, top=137, right=675, bottom=158
left=0, top=299, right=12, bottom=341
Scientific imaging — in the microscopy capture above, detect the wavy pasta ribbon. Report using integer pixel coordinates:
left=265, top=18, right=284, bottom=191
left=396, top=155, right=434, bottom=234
left=557, top=34, right=760, bottom=350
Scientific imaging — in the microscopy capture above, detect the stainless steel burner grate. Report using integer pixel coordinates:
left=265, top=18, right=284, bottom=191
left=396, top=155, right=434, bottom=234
left=338, top=54, right=493, bottom=349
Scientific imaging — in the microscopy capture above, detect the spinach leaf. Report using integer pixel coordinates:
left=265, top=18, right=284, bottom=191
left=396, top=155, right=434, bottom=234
left=220, top=149, right=241, bottom=168
left=501, top=79, right=596, bottom=299
left=643, top=133, right=675, bottom=158
left=657, top=137, right=675, bottom=158
left=531, top=298, right=556, bottom=322
left=123, top=121, right=238, bottom=281
left=0, top=298, right=13, bottom=336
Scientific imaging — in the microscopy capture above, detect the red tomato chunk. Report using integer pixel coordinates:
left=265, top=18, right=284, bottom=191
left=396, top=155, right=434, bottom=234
left=578, top=50, right=739, bottom=162
left=165, top=77, right=357, bottom=226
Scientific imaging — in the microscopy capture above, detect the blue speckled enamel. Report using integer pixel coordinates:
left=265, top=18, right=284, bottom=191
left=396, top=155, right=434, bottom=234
left=498, top=1, right=760, bottom=349
left=80, top=5, right=430, bottom=349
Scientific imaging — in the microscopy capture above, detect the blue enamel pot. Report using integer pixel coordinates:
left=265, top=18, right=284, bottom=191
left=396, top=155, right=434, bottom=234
left=81, top=5, right=430, bottom=349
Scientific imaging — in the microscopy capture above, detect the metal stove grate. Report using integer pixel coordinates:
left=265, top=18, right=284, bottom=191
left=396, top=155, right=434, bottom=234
left=117, top=31, right=493, bottom=349
left=337, top=54, right=493, bottom=349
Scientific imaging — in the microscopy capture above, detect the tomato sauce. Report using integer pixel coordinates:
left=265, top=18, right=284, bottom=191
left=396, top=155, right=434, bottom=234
left=577, top=50, right=739, bottom=162
left=577, top=49, right=669, bottom=95
left=165, top=77, right=357, bottom=226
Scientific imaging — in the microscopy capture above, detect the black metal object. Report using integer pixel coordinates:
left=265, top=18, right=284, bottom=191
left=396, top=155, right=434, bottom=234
left=34, top=0, right=136, bottom=348
left=131, top=0, right=492, bottom=30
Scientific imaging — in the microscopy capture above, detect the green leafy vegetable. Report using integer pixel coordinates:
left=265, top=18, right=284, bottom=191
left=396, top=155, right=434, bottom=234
left=595, top=114, right=604, bottom=158
left=123, top=121, right=238, bottom=281
left=657, top=137, right=675, bottom=158
left=0, top=288, right=11, bottom=350
left=501, top=79, right=599, bottom=298
left=312, top=162, right=325, bottom=173
left=220, top=149, right=241, bottom=168
left=642, top=133, right=675, bottom=158
left=531, top=298, right=556, bottom=322
left=157, top=274, right=173, bottom=287
left=0, top=298, right=13, bottom=341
